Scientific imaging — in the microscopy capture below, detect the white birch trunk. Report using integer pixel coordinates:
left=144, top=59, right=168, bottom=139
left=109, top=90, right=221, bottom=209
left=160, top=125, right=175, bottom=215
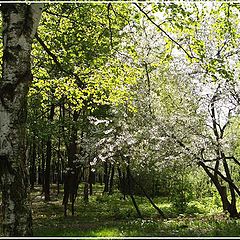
left=0, top=4, right=42, bottom=236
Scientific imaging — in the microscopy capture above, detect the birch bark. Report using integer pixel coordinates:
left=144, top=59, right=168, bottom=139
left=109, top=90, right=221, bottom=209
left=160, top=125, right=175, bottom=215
left=0, top=4, right=42, bottom=236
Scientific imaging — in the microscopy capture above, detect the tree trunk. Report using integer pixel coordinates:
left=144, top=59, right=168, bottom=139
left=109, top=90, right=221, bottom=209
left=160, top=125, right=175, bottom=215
left=129, top=172, right=165, bottom=218
left=0, top=4, right=42, bottom=236
left=41, top=140, right=45, bottom=194
left=63, top=111, right=80, bottom=211
left=117, top=167, right=126, bottom=199
left=44, top=104, right=55, bottom=201
left=57, top=157, right=61, bottom=195
left=84, top=167, right=89, bottom=203
left=30, top=136, right=36, bottom=189
left=222, top=156, right=239, bottom=217
left=103, top=162, right=110, bottom=193
left=37, top=144, right=42, bottom=185
left=126, top=165, right=142, bottom=218
left=109, top=165, right=115, bottom=195
left=199, top=162, right=233, bottom=215
left=89, top=166, right=95, bottom=196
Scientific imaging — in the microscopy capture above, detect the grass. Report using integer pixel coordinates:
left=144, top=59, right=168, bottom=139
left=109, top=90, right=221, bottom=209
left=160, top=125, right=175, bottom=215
left=31, top=184, right=240, bottom=237
left=1, top=184, right=240, bottom=237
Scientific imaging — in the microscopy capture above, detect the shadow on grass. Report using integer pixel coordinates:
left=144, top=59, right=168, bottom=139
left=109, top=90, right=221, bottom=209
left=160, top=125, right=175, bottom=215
left=30, top=186, right=240, bottom=237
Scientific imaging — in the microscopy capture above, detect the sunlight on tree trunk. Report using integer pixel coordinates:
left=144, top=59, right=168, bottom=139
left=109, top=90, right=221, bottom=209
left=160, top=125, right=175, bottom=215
left=0, top=4, right=42, bottom=236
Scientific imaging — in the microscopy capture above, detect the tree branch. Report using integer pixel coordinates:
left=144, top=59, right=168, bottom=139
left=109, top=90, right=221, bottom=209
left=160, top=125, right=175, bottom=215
left=201, top=163, right=240, bottom=197
left=35, top=33, right=85, bottom=89
left=225, top=156, right=240, bottom=167
left=134, top=3, right=198, bottom=61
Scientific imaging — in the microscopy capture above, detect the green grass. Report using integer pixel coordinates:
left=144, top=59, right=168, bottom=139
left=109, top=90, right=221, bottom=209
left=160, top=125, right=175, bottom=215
left=31, top=184, right=240, bottom=237
left=1, top=185, right=240, bottom=237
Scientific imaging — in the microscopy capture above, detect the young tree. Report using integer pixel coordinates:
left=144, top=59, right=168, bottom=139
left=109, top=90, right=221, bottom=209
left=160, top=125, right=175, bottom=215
left=134, top=2, right=240, bottom=217
left=0, top=4, right=42, bottom=236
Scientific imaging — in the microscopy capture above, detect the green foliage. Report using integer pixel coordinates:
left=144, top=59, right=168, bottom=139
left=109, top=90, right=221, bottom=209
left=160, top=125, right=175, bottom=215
left=31, top=3, right=136, bottom=111
left=168, top=167, right=194, bottom=214
left=27, top=3, right=137, bottom=155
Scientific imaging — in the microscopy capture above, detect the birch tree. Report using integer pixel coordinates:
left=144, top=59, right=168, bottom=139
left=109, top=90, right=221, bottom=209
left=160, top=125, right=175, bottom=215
left=0, top=4, right=42, bottom=236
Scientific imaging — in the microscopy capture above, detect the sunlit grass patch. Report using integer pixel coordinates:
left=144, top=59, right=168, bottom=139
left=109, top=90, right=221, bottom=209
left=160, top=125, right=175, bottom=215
left=28, top=186, right=240, bottom=237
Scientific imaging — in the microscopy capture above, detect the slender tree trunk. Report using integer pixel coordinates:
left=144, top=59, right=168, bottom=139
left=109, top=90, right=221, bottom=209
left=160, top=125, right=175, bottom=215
left=0, top=4, right=42, bottom=236
left=45, top=135, right=51, bottom=201
left=38, top=165, right=41, bottom=185
left=52, top=160, right=56, bottom=184
left=57, top=157, right=61, bottom=195
left=126, top=165, right=142, bottom=218
left=109, top=165, right=115, bottom=195
left=206, top=92, right=239, bottom=217
left=89, top=166, right=95, bottom=196
left=84, top=167, right=89, bottom=203
left=57, top=126, right=62, bottom=195
left=66, top=111, right=79, bottom=168
left=99, top=173, right=103, bottom=185
left=30, top=136, right=36, bottom=189
left=37, top=144, right=42, bottom=185
left=41, top=140, right=45, bottom=194
left=103, top=162, right=110, bottom=193
left=44, top=104, right=55, bottom=201
left=117, top=167, right=126, bottom=200
left=129, top=172, right=165, bottom=218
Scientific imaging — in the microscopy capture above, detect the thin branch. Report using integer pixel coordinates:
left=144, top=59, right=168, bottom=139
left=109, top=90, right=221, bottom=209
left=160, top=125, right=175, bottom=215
left=216, top=39, right=228, bottom=57
left=134, top=3, right=199, bottom=61
left=200, top=148, right=221, bottom=163
left=107, top=3, right=114, bottom=49
left=35, top=33, right=85, bottom=89
left=225, top=156, right=240, bottom=167
left=143, top=62, right=153, bottom=115
left=44, top=10, right=74, bottom=21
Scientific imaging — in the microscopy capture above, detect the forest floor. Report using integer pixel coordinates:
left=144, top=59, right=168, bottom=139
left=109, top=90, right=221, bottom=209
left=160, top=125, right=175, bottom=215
left=31, top=184, right=240, bottom=237
left=1, top=184, right=240, bottom=237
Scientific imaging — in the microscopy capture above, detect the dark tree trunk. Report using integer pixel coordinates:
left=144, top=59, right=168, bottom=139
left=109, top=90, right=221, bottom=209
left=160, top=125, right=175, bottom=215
left=45, top=139, right=51, bottom=201
left=203, top=92, right=239, bottom=218
left=62, top=168, right=81, bottom=216
left=41, top=140, right=45, bottom=194
left=89, top=167, right=95, bottom=196
left=126, top=165, right=142, bottom=218
left=117, top=167, right=126, bottom=200
left=30, top=136, right=36, bottom=189
left=103, top=162, right=109, bottom=193
left=63, top=111, right=81, bottom=214
left=99, top=173, right=103, bottom=185
left=109, top=165, right=115, bottom=195
left=44, top=104, right=55, bottom=201
left=66, top=111, right=79, bottom=168
left=56, top=137, right=62, bottom=195
left=37, top=144, right=42, bottom=185
left=38, top=165, right=41, bottom=185
left=52, top=160, right=56, bottom=184
left=222, top=156, right=239, bottom=217
left=57, top=158, right=61, bottom=195
left=0, top=4, right=42, bottom=236
left=199, top=161, right=238, bottom=217
left=129, top=172, right=165, bottom=218
left=84, top=167, right=89, bottom=203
